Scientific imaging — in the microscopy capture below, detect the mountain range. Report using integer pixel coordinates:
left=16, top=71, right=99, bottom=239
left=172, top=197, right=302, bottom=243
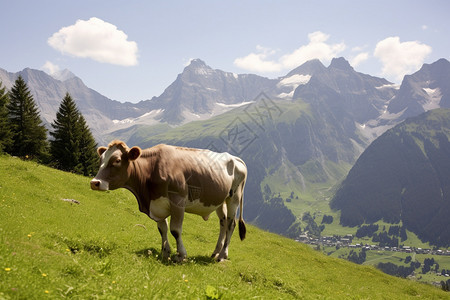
left=1, top=57, right=450, bottom=240
left=2, top=58, right=449, bottom=145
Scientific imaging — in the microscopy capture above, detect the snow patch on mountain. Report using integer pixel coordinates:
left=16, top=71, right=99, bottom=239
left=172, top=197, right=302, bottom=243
left=422, top=87, right=442, bottom=111
left=277, top=74, right=311, bottom=99
left=216, top=101, right=254, bottom=108
left=113, top=118, right=134, bottom=125
left=357, top=108, right=407, bottom=141
left=376, top=83, right=400, bottom=90
left=112, top=109, right=165, bottom=125
left=278, top=74, right=311, bottom=88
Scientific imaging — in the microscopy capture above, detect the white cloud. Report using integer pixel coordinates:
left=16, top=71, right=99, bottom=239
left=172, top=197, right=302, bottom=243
left=42, top=61, right=60, bottom=75
left=422, top=25, right=428, bottom=30
left=280, top=31, right=346, bottom=69
left=233, top=45, right=282, bottom=73
left=48, top=17, right=138, bottom=66
left=234, top=31, right=346, bottom=73
left=350, top=52, right=369, bottom=67
left=351, top=45, right=368, bottom=52
left=374, top=37, right=432, bottom=82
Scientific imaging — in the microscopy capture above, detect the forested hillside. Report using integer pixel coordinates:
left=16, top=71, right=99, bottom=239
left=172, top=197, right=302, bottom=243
left=331, top=108, right=450, bottom=247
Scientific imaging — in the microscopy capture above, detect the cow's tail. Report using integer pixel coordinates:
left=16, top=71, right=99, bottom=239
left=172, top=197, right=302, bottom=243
left=237, top=161, right=247, bottom=241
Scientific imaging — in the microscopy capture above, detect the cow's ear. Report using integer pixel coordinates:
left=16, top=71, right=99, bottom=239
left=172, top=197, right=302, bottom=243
left=128, top=146, right=141, bottom=161
left=97, top=147, right=107, bottom=156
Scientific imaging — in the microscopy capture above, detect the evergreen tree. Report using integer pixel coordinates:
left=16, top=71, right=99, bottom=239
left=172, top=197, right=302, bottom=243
left=75, top=114, right=98, bottom=176
left=0, top=81, right=13, bottom=153
left=50, top=92, right=97, bottom=175
left=7, top=75, right=48, bottom=159
left=50, top=92, right=81, bottom=171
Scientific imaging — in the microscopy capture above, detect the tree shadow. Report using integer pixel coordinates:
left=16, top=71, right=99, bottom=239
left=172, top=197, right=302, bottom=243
left=135, top=247, right=216, bottom=265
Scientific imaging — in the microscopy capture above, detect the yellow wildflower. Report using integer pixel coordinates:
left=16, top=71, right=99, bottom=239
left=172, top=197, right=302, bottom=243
left=5, top=268, right=11, bottom=272
left=45, top=290, right=49, bottom=294
left=42, top=273, right=47, bottom=277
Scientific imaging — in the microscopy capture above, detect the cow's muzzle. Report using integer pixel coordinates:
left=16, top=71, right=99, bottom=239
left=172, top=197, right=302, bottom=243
left=90, top=179, right=108, bottom=191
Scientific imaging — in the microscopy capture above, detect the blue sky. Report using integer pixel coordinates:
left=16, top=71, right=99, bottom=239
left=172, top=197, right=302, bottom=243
left=1, top=0, right=449, bottom=103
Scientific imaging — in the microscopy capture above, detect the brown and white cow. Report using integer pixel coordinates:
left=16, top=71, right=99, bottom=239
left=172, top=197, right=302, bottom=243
left=90, top=140, right=247, bottom=262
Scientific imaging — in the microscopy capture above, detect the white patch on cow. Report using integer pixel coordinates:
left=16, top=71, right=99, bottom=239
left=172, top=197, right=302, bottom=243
left=185, top=199, right=220, bottom=221
left=149, top=197, right=171, bottom=222
left=99, top=145, right=118, bottom=169
left=91, top=145, right=120, bottom=191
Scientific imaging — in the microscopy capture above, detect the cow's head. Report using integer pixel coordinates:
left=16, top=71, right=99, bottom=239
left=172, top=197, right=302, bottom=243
left=90, top=140, right=141, bottom=191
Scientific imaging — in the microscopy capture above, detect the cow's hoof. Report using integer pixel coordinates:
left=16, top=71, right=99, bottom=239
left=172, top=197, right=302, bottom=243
left=216, top=254, right=228, bottom=262
left=216, top=257, right=229, bottom=262
left=173, top=254, right=187, bottom=263
left=162, top=248, right=171, bottom=260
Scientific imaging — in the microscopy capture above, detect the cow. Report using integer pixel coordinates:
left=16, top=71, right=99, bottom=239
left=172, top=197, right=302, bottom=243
left=90, top=140, right=247, bottom=262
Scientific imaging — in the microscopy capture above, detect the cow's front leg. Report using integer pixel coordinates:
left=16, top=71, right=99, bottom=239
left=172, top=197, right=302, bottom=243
left=157, top=219, right=171, bottom=260
left=169, top=195, right=187, bottom=262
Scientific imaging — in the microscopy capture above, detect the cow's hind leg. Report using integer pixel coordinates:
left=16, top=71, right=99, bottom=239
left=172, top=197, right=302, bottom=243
left=212, top=203, right=227, bottom=259
left=217, top=196, right=240, bottom=261
left=157, top=219, right=171, bottom=260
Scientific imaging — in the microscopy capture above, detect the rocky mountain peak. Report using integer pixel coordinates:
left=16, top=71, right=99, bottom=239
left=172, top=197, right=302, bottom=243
left=187, top=58, right=208, bottom=68
left=329, top=57, right=354, bottom=71
left=286, top=59, right=326, bottom=77
left=183, top=58, right=212, bottom=74
left=421, top=58, right=450, bottom=72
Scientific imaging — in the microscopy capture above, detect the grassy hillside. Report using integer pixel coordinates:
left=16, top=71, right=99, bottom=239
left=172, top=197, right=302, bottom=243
left=0, top=156, right=447, bottom=299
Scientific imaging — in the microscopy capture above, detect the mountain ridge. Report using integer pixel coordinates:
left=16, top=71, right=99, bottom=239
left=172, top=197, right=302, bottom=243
left=2, top=58, right=449, bottom=145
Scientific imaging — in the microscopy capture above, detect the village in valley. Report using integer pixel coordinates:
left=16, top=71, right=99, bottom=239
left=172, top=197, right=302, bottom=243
left=296, top=231, right=450, bottom=286
left=297, top=233, right=450, bottom=257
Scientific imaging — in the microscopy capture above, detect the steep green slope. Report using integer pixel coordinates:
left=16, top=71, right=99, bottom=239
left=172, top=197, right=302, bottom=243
left=331, top=108, right=450, bottom=247
left=0, top=156, right=447, bottom=298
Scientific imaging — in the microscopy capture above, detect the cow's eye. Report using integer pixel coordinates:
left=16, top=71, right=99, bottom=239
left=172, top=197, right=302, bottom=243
left=115, top=158, right=121, bottom=164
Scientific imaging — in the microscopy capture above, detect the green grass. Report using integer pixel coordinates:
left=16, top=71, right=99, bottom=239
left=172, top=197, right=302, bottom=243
left=0, top=156, right=448, bottom=299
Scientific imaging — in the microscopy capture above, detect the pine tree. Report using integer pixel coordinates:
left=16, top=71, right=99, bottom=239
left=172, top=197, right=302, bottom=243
left=50, top=92, right=81, bottom=171
left=7, top=75, right=48, bottom=159
left=76, top=114, right=98, bottom=176
left=0, top=81, right=13, bottom=153
left=50, top=92, right=97, bottom=175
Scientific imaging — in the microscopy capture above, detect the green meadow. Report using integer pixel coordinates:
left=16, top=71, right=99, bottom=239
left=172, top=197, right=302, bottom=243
left=0, top=156, right=448, bottom=299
